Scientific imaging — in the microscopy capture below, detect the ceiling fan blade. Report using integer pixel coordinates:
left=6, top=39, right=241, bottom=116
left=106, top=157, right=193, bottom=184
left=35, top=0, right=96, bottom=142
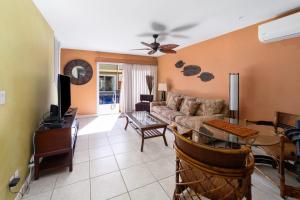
left=170, top=23, right=198, bottom=32
left=131, top=48, right=152, bottom=51
left=151, top=21, right=167, bottom=32
left=148, top=49, right=157, bottom=55
left=160, top=44, right=179, bottom=50
left=159, top=32, right=169, bottom=36
left=170, top=34, right=189, bottom=39
left=141, top=42, right=155, bottom=49
left=160, top=49, right=176, bottom=54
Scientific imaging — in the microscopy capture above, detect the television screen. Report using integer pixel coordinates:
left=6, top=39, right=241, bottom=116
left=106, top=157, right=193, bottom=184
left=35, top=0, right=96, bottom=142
left=58, top=74, right=71, bottom=119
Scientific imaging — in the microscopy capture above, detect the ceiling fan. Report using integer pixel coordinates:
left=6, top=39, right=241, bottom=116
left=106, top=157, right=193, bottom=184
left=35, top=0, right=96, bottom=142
left=133, top=34, right=179, bottom=55
left=138, top=21, right=198, bottom=42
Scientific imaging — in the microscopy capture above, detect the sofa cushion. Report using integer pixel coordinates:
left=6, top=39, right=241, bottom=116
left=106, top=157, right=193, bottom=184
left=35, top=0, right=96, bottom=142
left=180, top=97, right=200, bottom=116
left=167, top=95, right=183, bottom=111
left=196, top=99, right=225, bottom=116
left=175, top=114, right=225, bottom=131
left=151, top=105, right=170, bottom=115
left=160, top=109, right=185, bottom=121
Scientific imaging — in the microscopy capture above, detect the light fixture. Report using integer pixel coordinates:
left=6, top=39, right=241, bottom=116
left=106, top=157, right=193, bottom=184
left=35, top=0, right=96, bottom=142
left=158, top=83, right=168, bottom=101
left=229, top=73, right=239, bottom=120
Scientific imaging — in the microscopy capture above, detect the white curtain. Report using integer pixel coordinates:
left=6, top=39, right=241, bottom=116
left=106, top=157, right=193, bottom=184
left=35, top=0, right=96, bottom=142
left=120, top=64, right=157, bottom=113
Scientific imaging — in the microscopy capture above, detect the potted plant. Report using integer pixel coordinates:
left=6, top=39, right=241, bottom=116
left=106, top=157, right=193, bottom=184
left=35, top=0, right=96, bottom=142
left=146, top=75, right=154, bottom=95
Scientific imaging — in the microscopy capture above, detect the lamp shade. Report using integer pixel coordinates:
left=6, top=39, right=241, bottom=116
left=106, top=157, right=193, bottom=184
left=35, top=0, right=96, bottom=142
left=229, top=73, right=239, bottom=111
left=158, top=83, right=168, bottom=91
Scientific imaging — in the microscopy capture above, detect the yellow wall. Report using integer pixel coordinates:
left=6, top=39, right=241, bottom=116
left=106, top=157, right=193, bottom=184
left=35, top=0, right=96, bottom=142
left=0, top=0, right=55, bottom=199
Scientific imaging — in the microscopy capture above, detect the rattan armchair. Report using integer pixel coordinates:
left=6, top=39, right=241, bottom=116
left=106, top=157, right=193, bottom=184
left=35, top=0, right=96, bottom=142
left=171, top=125, right=254, bottom=200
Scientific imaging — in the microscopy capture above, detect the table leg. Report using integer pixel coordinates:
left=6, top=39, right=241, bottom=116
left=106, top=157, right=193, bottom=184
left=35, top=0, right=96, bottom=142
left=124, top=116, right=129, bottom=130
left=162, top=127, right=168, bottom=146
left=141, top=130, right=145, bottom=152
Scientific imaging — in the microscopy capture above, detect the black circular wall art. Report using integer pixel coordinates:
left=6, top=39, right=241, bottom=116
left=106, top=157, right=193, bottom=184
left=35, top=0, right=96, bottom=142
left=64, top=59, right=93, bottom=85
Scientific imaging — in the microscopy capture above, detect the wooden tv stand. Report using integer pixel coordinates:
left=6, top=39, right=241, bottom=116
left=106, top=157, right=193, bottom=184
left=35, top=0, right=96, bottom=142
left=34, top=108, right=78, bottom=179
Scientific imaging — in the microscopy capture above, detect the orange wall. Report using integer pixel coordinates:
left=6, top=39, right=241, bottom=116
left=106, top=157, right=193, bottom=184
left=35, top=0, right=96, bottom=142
left=61, top=48, right=157, bottom=115
left=158, top=24, right=300, bottom=120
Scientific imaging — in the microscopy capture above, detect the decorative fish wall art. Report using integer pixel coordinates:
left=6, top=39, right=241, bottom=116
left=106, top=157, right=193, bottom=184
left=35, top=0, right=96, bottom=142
left=198, top=72, right=214, bottom=82
left=175, top=60, right=215, bottom=82
left=175, top=60, right=185, bottom=68
left=181, top=65, right=201, bottom=76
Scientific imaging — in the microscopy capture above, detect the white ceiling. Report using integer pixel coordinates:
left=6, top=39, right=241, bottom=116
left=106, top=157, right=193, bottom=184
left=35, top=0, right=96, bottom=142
left=33, top=0, right=300, bottom=56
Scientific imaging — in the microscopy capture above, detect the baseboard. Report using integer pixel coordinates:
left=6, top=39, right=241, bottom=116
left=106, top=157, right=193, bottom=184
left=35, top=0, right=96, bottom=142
left=15, top=168, right=33, bottom=200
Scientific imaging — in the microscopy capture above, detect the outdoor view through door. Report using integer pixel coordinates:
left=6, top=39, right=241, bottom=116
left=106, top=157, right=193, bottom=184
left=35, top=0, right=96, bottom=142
left=98, top=64, right=123, bottom=115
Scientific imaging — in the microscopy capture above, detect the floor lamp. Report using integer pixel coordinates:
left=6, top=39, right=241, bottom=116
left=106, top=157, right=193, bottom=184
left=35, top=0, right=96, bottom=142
left=229, top=73, right=239, bottom=120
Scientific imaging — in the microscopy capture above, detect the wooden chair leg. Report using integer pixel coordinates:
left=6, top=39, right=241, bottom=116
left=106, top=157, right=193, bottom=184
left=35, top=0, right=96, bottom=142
left=246, top=177, right=252, bottom=200
left=34, top=156, right=40, bottom=180
left=69, top=150, right=73, bottom=172
left=280, top=135, right=286, bottom=199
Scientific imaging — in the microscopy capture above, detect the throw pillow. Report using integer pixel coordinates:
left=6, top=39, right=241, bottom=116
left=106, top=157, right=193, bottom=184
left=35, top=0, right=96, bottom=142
left=167, top=95, right=183, bottom=111
left=180, top=98, right=199, bottom=116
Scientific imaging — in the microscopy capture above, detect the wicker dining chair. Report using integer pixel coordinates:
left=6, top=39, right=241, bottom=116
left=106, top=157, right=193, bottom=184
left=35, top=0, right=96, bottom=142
left=171, top=125, right=254, bottom=200
left=246, top=112, right=300, bottom=199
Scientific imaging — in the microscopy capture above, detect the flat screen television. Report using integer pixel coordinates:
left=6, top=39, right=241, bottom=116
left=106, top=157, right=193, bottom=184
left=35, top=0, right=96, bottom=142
left=58, top=74, right=71, bottom=120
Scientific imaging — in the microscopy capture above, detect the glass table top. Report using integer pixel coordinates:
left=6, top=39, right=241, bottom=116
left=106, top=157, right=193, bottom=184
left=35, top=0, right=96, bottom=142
left=176, top=118, right=280, bottom=146
left=125, top=111, right=167, bottom=128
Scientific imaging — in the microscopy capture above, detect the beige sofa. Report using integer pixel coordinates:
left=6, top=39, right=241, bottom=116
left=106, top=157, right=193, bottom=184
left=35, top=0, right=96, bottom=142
left=150, top=92, right=228, bottom=131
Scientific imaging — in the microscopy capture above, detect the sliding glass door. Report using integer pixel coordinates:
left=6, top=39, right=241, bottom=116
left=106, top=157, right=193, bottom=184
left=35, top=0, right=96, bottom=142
left=97, top=64, right=122, bottom=115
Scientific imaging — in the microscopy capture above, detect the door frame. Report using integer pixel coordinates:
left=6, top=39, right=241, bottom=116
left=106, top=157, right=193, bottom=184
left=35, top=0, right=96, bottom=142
left=96, top=62, right=122, bottom=115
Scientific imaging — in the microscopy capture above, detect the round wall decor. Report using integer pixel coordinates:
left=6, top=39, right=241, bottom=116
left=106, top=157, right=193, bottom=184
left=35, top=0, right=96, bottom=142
left=64, top=59, right=93, bottom=85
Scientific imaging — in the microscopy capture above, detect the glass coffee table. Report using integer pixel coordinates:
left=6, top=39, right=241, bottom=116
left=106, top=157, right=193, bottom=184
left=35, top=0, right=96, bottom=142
left=124, top=111, right=168, bottom=152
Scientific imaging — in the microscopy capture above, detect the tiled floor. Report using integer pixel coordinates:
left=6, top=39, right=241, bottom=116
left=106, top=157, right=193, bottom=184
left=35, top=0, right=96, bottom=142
left=22, top=114, right=288, bottom=200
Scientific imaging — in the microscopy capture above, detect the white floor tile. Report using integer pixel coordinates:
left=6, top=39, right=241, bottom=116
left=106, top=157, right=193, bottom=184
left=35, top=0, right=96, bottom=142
left=89, top=146, right=113, bottom=160
left=23, top=173, right=57, bottom=198
left=111, top=142, right=138, bottom=154
left=89, top=137, right=110, bottom=149
left=159, top=175, right=175, bottom=198
left=91, top=171, right=127, bottom=200
left=121, top=164, right=156, bottom=191
left=146, top=158, right=175, bottom=180
left=90, top=156, right=119, bottom=177
left=52, top=180, right=90, bottom=200
left=55, top=161, right=89, bottom=187
left=75, top=139, right=89, bottom=152
left=73, top=150, right=89, bottom=164
left=129, top=182, right=170, bottom=200
left=109, top=193, right=130, bottom=200
left=115, top=151, right=150, bottom=169
left=22, top=191, right=52, bottom=200
left=108, top=134, right=137, bottom=144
